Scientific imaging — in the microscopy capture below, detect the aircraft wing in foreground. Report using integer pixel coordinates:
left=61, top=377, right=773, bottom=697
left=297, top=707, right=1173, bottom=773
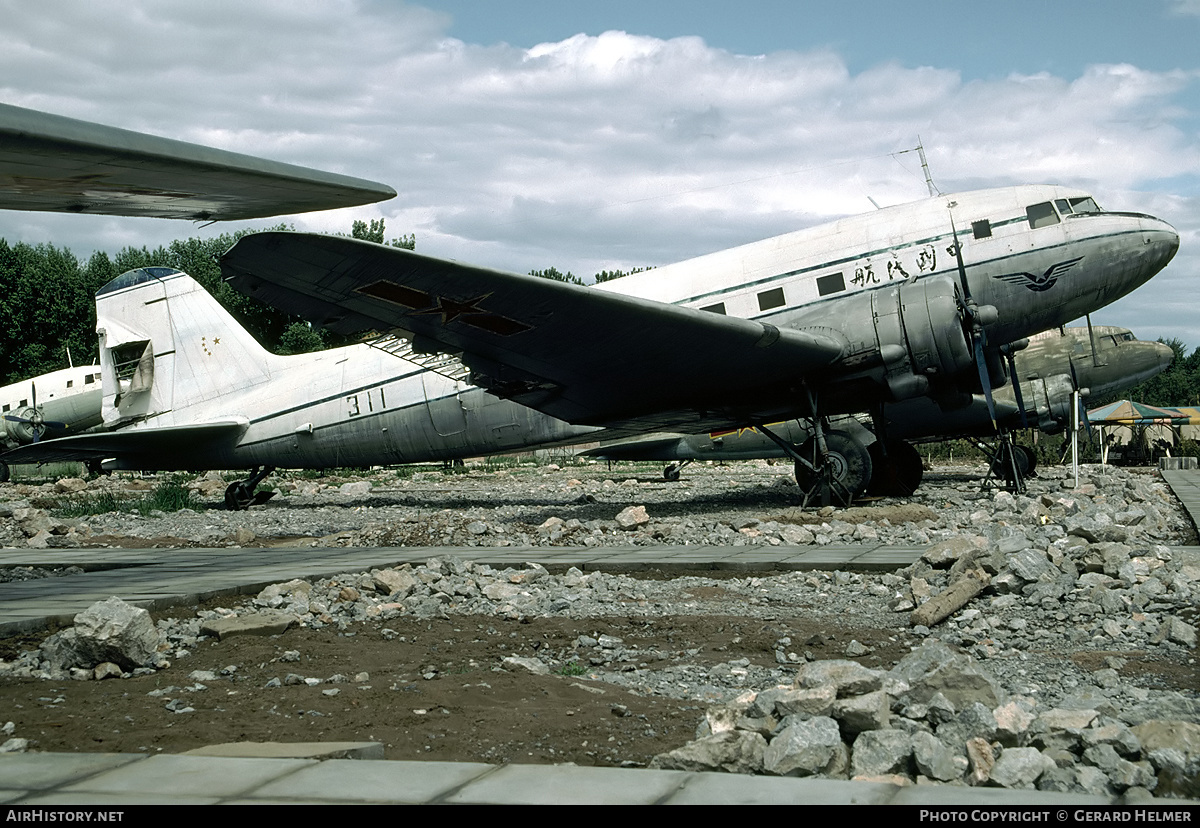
left=221, top=233, right=848, bottom=433
left=0, top=102, right=396, bottom=220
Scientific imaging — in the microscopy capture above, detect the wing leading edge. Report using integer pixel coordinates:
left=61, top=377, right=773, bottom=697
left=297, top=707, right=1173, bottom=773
left=0, top=103, right=396, bottom=220
left=220, top=232, right=847, bottom=431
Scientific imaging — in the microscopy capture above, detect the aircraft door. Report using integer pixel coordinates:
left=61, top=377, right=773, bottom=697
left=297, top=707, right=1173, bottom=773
left=422, top=372, right=468, bottom=436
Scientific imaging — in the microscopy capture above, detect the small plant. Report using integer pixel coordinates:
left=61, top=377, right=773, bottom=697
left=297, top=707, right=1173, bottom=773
left=555, top=661, right=588, bottom=677
left=51, top=477, right=201, bottom=518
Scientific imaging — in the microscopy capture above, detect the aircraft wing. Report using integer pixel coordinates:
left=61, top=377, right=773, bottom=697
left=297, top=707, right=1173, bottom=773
left=0, top=420, right=247, bottom=465
left=0, top=103, right=396, bottom=220
left=220, top=232, right=848, bottom=432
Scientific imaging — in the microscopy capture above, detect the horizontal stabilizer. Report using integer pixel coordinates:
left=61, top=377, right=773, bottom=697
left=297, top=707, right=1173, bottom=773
left=0, top=103, right=396, bottom=220
left=0, top=419, right=248, bottom=465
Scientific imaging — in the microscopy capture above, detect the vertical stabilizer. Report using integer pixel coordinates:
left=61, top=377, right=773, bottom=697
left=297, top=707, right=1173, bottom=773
left=95, top=267, right=279, bottom=427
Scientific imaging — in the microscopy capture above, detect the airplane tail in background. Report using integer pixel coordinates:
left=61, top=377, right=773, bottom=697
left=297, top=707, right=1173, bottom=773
left=95, top=267, right=281, bottom=427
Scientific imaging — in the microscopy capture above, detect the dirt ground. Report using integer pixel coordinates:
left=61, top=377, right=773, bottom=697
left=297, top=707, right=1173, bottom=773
left=1, top=591, right=914, bottom=767
left=1, top=586, right=1194, bottom=768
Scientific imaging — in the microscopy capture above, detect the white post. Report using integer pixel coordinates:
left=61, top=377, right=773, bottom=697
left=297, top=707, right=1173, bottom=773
left=1072, top=390, right=1080, bottom=488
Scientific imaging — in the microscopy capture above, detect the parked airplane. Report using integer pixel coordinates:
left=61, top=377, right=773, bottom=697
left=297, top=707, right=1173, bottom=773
left=0, top=365, right=105, bottom=482
left=218, top=185, right=1179, bottom=505
left=0, top=102, right=397, bottom=485
left=580, top=326, right=1175, bottom=494
left=0, top=266, right=601, bottom=507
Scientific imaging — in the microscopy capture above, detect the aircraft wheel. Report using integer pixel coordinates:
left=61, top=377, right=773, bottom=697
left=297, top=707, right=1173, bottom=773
left=664, top=464, right=681, bottom=482
left=793, top=430, right=872, bottom=504
left=990, top=445, right=1031, bottom=479
left=1017, top=444, right=1038, bottom=475
left=0, top=461, right=8, bottom=484
left=225, top=481, right=254, bottom=511
left=866, top=439, right=923, bottom=497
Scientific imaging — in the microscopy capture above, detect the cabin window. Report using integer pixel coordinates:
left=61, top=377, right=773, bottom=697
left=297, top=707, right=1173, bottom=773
left=85, top=374, right=95, bottom=384
left=757, top=287, right=786, bottom=311
left=816, top=272, right=845, bottom=297
left=700, top=302, right=726, bottom=315
left=66, top=380, right=73, bottom=388
left=19, top=399, right=27, bottom=408
left=1, top=405, right=7, bottom=413
left=1026, top=202, right=1060, bottom=229
left=972, top=219, right=992, bottom=239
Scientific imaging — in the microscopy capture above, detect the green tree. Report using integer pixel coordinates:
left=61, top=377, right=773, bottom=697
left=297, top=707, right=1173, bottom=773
left=529, top=266, right=584, bottom=285
left=351, top=218, right=415, bottom=250
left=593, top=266, right=652, bottom=283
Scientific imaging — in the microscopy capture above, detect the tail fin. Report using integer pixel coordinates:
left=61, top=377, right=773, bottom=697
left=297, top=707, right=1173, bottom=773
left=96, top=267, right=279, bottom=427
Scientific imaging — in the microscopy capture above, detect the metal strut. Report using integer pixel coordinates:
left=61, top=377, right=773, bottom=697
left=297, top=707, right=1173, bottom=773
left=975, top=435, right=1027, bottom=495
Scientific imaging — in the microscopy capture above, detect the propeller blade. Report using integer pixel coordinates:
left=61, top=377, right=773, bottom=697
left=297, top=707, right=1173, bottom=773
left=974, top=336, right=997, bottom=430
left=1004, top=349, right=1029, bottom=429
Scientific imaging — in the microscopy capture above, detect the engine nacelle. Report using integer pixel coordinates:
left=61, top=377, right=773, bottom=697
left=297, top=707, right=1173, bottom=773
left=1017, top=373, right=1077, bottom=433
left=786, top=275, right=995, bottom=410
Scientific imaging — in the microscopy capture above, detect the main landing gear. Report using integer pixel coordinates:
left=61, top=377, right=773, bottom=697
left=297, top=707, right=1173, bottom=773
left=225, top=465, right=277, bottom=511
left=976, top=434, right=1033, bottom=494
left=758, top=422, right=873, bottom=508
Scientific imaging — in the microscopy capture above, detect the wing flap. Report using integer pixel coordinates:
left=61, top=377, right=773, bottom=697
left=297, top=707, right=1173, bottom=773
left=221, top=232, right=847, bottom=428
left=0, top=103, right=396, bottom=220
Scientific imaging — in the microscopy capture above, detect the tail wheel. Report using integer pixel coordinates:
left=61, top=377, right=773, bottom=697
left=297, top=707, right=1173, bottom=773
left=225, top=481, right=254, bottom=511
left=793, top=430, right=872, bottom=504
left=867, top=439, right=924, bottom=497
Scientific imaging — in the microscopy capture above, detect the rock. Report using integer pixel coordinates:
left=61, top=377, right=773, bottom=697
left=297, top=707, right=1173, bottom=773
left=832, top=690, right=890, bottom=735
left=911, top=731, right=964, bottom=782
left=199, top=612, right=297, bottom=641
left=54, top=478, right=88, bottom=494
left=615, top=505, right=650, bottom=529
left=989, top=747, right=1054, bottom=788
left=373, top=568, right=419, bottom=597
left=40, top=596, right=164, bottom=672
left=502, top=656, right=549, bottom=675
left=851, top=730, right=913, bottom=778
left=890, top=640, right=1005, bottom=710
left=650, top=730, right=766, bottom=774
left=763, top=716, right=848, bottom=777
left=793, top=659, right=883, bottom=697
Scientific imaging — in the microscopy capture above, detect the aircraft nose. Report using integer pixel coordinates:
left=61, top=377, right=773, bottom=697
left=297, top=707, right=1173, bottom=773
left=1145, top=216, right=1180, bottom=269
left=1154, top=340, right=1175, bottom=372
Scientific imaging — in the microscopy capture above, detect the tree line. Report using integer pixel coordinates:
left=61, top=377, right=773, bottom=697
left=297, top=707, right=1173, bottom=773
left=0, top=220, right=650, bottom=386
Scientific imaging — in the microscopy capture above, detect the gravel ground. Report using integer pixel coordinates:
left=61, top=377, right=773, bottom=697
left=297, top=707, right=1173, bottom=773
left=0, top=459, right=1196, bottom=794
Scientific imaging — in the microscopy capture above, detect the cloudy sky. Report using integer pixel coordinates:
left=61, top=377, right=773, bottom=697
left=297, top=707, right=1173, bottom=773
left=2, top=0, right=1198, bottom=344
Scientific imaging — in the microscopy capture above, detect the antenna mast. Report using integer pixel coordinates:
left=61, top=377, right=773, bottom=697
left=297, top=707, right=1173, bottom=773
left=895, top=138, right=940, bottom=197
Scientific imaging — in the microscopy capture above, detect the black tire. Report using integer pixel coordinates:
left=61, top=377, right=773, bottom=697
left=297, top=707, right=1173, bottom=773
left=663, top=464, right=681, bottom=482
left=0, top=461, right=9, bottom=484
left=866, top=439, right=923, bottom=497
left=1017, top=444, right=1038, bottom=475
left=990, top=445, right=1030, bottom=479
left=225, top=481, right=253, bottom=511
left=793, top=430, right=872, bottom=504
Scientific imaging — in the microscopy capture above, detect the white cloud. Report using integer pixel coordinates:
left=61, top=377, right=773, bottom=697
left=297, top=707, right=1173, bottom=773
left=1, top=0, right=1197, bottom=343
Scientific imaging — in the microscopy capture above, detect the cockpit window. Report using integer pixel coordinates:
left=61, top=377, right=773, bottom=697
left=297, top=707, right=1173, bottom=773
left=1054, top=196, right=1102, bottom=216
left=1026, top=202, right=1060, bottom=229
